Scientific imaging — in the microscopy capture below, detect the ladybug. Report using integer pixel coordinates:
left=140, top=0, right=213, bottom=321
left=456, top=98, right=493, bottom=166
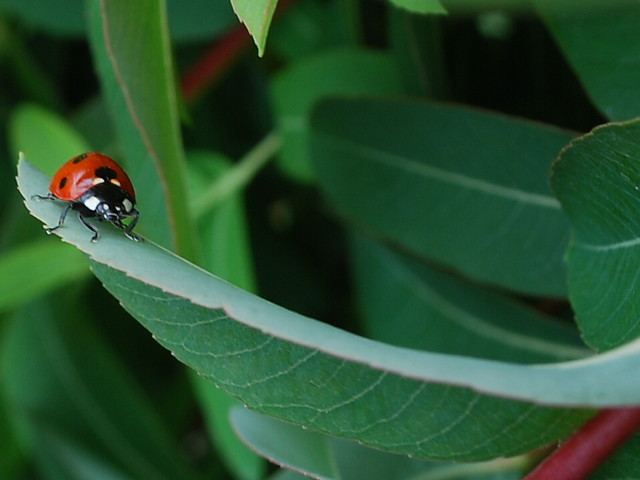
left=35, top=152, right=140, bottom=243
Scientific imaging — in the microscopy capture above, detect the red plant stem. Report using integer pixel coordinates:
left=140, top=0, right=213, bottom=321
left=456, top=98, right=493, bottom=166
left=524, top=407, right=640, bottom=480
left=180, top=0, right=295, bottom=103
left=180, top=25, right=252, bottom=103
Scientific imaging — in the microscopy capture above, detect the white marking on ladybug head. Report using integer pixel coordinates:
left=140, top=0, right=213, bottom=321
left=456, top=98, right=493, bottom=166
left=92, top=177, right=105, bottom=186
left=83, top=195, right=101, bottom=211
left=110, top=179, right=122, bottom=187
left=122, top=198, right=133, bottom=213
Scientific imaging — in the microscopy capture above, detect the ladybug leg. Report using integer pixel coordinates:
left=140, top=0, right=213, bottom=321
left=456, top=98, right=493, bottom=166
left=112, top=210, right=140, bottom=241
left=32, top=193, right=56, bottom=201
left=78, top=212, right=100, bottom=243
left=123, top=209, right=140, bottom=241
left=44, top=203, right=72, bottom=235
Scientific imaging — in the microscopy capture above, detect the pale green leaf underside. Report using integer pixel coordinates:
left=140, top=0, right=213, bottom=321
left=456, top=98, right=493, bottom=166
left=17, top=156, right=640, bottom=460
left=231, top=408, right=338, bottom=480
left=231, top=407, right=526, bottom=480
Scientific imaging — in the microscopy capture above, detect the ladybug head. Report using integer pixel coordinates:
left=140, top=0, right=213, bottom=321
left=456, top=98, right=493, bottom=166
left=81, top=183, right=136, bottom=221
left=95, top=199, right=133, bottom=221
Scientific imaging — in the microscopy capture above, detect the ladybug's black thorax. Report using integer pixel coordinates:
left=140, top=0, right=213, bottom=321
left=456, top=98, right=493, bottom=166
left=75, top=182, right=135, bottom=220
left=94, top=166, right=118, bottom=182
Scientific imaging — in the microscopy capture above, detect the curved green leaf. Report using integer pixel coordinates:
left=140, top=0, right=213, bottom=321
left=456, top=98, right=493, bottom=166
left=21, top=155, right=640, bottom=461
left=92, top=264, right=591, bottom=461
left=311, top=99, right=574, bottom=296
left=551, top=119, right=640, bottom=350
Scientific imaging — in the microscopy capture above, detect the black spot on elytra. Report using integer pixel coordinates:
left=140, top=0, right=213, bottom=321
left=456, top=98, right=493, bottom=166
left=94, top=166, right=118, bottom=181
left=72, top=153, right=90, bottom=164
left=59, top=177, right=68, bottom=190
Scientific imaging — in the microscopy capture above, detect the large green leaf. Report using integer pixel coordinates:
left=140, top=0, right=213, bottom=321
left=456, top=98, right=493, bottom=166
left=86, top=0, right=195, bottom=259
left=536, top=0, right=640, bottom=121
left=311, top=98, right=574, bottom=296
left=351, top=234, right=588, bottom=363
left=91, top=265, right=590, bottom=461
left=21, top=156, right=640, bottom=461
left=551, top=119, right=640, bottom=351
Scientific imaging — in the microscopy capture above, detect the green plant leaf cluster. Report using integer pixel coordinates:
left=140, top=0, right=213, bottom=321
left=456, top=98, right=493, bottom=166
left=311, top=99, right=573, bottom=296
left=3, top=0, right=640, bottom=479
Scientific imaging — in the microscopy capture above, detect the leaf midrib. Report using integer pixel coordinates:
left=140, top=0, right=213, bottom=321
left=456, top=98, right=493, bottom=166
left=327, top=136, right=561, bottom=209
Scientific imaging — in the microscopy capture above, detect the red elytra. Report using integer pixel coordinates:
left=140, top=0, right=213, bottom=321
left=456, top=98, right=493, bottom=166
left=50, top=152, right=136, bottom=203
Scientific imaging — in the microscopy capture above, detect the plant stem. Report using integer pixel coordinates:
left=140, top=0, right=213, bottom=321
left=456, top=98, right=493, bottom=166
left=192, top=132, right=281, bottom=218
left=180, top=0, right=296, bottom=103
left=524, top=407, right=640, bottom=480
left=180, top=25, right=251, bottom=103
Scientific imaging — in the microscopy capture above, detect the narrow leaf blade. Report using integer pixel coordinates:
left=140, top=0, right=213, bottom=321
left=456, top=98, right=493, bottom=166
left=87, top=0, right=195, bottom=258
left=311, top=99, right=574, bottom=296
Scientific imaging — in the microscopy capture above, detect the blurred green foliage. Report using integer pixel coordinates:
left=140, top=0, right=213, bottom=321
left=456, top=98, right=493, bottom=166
left=2, top=0, right=639, bottom=479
